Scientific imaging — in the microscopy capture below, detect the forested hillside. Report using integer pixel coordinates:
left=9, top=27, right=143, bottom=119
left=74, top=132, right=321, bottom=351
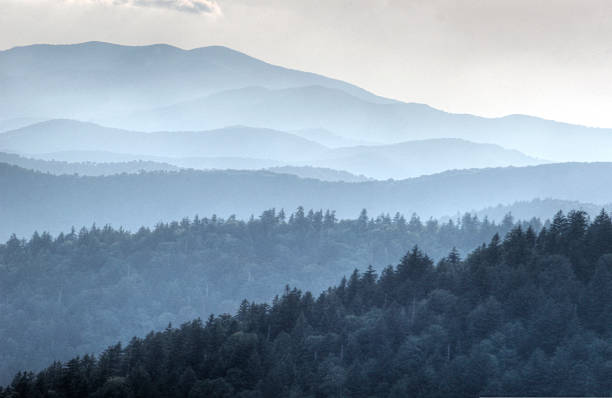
left=0, top=208, right=535, bottom=384
left=479, top=198, right=612, bottom=222
left=3, top=210, right=612, bottom=397
left=2, top=162, right=612, bottom=239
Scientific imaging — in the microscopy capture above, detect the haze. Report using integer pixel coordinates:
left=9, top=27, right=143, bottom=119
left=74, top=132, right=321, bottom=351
left=3, top=2, right=612, bottom=396
left=3, top=0, right=612, bottom=127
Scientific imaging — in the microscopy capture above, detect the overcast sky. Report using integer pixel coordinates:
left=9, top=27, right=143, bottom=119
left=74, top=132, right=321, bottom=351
left=2, top=0, right=612, bottom=127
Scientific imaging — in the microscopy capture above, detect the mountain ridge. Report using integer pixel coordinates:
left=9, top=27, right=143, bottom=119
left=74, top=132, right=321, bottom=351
left=3, top=42, right=612, bottom=163
left=0, top=119, right=544, bottom=179
left=0, top=41, right=391, bottom=121
left=119, top=85, right=612, bottom=161
left=2, top=161, right=612, bottom=239
left=0, top=119, right=327, bottom=161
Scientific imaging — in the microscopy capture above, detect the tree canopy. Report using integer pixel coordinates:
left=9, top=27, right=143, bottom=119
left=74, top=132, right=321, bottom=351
left=2, top=209, right=612, bottom=397
left=0, top=208, right=535, bottom=384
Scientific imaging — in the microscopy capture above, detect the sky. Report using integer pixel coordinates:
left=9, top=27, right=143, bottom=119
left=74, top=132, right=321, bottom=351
left=2, top=0, right=612, bottom=127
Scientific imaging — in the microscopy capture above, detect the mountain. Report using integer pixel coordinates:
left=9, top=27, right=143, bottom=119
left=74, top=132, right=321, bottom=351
left=30, top=150, right=161, bottom=163
left=3, top=43, right=612, bottom=163
left=4, top=42, right=611, bottom=162
left=116, top=85, right=441, bottom=134
left=0, top=119, right=326, bottom=161
left=0, top=152, right=179, bottom=175
left=290, top=128, right=373, bottom=148
left=1, top=162, right=611, bottom=240
left=312, top=138, right=543, bottom=179
left=28, top=150, right=285, bottom=170
left=0, top=151, right=370, bottom=182
left=6, top=145, right=532, bottom=182
left=0, top=117, right=45, bottom=133
left=119, top=85, right=612, bottom=162
left=266, top=166, right=370, bottom=182
left=2, top=120, right=545, bottom=179
left=0, top=42, right=389, bottom=121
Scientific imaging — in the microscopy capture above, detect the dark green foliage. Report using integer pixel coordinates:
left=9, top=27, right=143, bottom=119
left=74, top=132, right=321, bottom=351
left=0, top=208, right=531, bottom=384
left=3, top=209, right=612, bottom=397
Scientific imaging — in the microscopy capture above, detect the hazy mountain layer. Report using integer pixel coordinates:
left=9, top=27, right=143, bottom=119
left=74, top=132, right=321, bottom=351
left=0, top=152, right=179, bottom=176
left=30, top=150, right=284, bottom=170
left=0, top=120, right=325, bottom=161
left=1, top=162, right=611, bottom=240
left=314, top=138, right=543, bottom=179
left=117, top=85, right=612, bottom=162
left=290, top=128, right=375, bottom=147
left=266, top=166, right=370, bottom=182
left=0, top=42, right=389, bottom=121
left=2, top=120, right=543, bottom=179
left=0, top=117, right=45, bottom=133
left=3, top=42, right=611, bottom=163
left=0, top=151, right=371, bottom=182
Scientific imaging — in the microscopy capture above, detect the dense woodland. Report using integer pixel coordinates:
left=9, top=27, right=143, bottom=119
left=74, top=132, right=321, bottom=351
left=2, top=209, right=612, bottom=397
left=0, top=208, right=535, bottom=383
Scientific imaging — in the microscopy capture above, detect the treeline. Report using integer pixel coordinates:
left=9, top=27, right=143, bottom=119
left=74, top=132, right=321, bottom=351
left=0, top=208, right=534, bottom=384
left=2, top=209, right=612, bottom=397
left=4, top=161, right=612, bottom=240
left=0, top=152, right=179, bottom=176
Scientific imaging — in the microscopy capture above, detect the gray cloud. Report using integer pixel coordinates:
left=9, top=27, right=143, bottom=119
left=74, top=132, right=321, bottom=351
left=133, top=0, right=220, bottom=14
left=96, top=0, right=221, bottom=14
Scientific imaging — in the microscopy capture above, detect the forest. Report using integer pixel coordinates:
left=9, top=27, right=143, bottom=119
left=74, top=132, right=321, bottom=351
left=0, top=208, right=535, bottom=384
left=3, top=161, right=612, bottom=240
left=2, top=209, right=612, bottom=397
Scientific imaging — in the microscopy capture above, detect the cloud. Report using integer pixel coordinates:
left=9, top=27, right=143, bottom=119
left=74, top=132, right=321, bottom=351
left=131, top=0, right=221, bottom=14
left=79, top=0, right=222, bottom=15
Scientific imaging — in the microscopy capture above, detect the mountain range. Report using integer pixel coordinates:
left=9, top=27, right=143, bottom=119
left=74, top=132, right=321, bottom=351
left=0, top=151, right=371, bottom=182
left=117, top=85, right=612, bottom=162
left=2, top=41, right=612, bottom=232
left=2, top=42, right=612, bottom=162
left=0, top=151, right=180, bottom=176
left=0, top=42, right=388, bottom=122
left=0, top=119, right=544, bottom=179
left=0, top=120, right=325, bottom=161
left=2, top=40, right=612, bottom=396
left=2, top=161, right=611, bottom=240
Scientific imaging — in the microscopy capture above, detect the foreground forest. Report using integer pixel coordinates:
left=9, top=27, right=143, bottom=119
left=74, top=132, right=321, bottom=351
left=0, top=209, right=534, bottom=384
left=2, top=209, right=612, bottom=397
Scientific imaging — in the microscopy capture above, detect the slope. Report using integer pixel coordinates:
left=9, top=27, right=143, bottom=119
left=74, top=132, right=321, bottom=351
left=0, top=120, right=326, bottom=161
left=1, top=162, right=612, bottom=239
left=125, top=85, right=612, bottom=162
left=0, top=42, right=389, bottom=121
